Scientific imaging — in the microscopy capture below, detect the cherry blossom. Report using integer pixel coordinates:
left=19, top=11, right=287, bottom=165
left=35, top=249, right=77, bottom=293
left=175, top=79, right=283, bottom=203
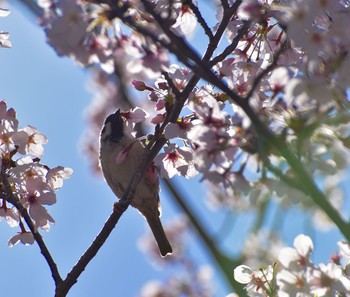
left=171, top=3, right=197, bottom=35
left=20, top=177, right=56, bottom=228
left=237, top=234, right=350, bottom=296
left=120, top=107, right=149, bottom=134
left=309, top=262, right=350, bottom=296
left=234, top=264, right=275, bottom=296
left=237, top=0, right=264, bottom=21
left=0, top=200, right=19, bottom=227
left=12, top=126, right=48, bottom=158
left=8, top=230, right=35, bottom=247
left=0, top=31, right=11, bottom=48
left=46, top=166, right=74, bottom=190
left=278, top=234, right=314, bottom=270
left=131, top=80, right=154, bottom=92
left=164, top=117, right=193, bottom=140
left=167, top=64, right=193, bottom=91
left=276, top=267, right=312, bottom=296
left=154, top=144, right=197, bottom=179
left=43, top=0, right=91, bottom=62
left=139, top=264, right=214, bottom=297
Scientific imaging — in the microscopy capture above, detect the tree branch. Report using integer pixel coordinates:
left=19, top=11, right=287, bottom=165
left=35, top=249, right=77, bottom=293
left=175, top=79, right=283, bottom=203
left=55, top=202, right=128, bottom=297
left=209, top=21, right=251, bottom=66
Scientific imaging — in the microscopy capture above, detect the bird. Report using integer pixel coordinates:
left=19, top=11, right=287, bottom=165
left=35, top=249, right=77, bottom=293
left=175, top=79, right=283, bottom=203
left=99, top=109, right=173, bottom=257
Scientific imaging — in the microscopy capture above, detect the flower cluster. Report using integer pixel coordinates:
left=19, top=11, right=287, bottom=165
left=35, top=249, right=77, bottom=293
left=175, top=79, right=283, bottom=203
left=234, top=234, right=350, bottom=297
left=37, top=0, right=350, bottom=188
left=38, top=0, right=197, bottom=76
left=38, top=0, right=350, bottom=206
left=124, top=0, right=350, bottom=226
left=0, top=101, right=72, bottom=246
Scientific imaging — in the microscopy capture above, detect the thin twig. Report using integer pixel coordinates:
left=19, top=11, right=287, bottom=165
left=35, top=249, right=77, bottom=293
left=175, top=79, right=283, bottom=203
left=209, top=21, right=251, bottom=66
left=161, top=71, right=181, bottom=97
left=243, top=39, right=287, bottom=102
left=205, top=0, right=243, bottom=62
left=183, top=0, right=213, bottom=40
left=55, top=202, right=128, bottom=297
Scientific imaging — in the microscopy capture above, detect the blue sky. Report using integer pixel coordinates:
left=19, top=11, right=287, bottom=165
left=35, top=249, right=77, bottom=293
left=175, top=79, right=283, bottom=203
left=0, top=1, right=348, bottom=297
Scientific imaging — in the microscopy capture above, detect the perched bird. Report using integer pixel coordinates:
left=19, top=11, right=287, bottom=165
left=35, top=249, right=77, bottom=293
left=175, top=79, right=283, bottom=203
left=99, top=109, right=173, bottom=257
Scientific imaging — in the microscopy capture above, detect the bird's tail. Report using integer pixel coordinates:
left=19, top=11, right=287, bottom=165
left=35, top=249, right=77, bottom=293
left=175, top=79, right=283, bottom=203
left=146, top=216, right=173, bottom=258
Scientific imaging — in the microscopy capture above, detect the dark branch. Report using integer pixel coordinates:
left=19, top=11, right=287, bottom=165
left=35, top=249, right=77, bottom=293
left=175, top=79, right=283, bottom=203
left=209, top=21, right=251, bottom=66
left=183, top=0, right=213, bottom=40
left=55, top=202, right=128, bottom=297
left=243, top=39, right=288, bottom=102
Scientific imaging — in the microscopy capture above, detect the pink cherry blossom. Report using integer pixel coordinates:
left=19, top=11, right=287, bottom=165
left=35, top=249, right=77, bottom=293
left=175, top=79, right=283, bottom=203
left=46, top=166, right=73, bottom=190
left=278, top=234, right=314, bottom=270
left=171, top=4, right=197, bottom=35
left=237, top=0, right=263, bottom=21
left=234, top=264, right=274, bottom=296
left=310, top=262, right=350, bottom=296
left=164, top=117, right=193, bottom=140
left=151, top=113, right=166, bottom=124
left=0, top=131, right=18, bottom=154
left=0, top=31, right=11, bottom=48
left=13, top=126, right=48, bottom=158
left=167, top=65, right=193, bottom=91
left=277, top=268, right=312, bottom=296
left=0, top=200, right=19, bottom=227
left=154, top=144, right=197, bottom=179
left=8, top=231, right=35, bottom=247
left=43, top=0, right=92, bottom=64
left=0, top=101, right=18, bottom=132
left=121, top=107, right=149, bottom=127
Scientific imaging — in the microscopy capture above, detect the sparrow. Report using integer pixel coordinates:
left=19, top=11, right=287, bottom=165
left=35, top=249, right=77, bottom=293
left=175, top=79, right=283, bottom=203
left=99, top=109, right=173, bottom=257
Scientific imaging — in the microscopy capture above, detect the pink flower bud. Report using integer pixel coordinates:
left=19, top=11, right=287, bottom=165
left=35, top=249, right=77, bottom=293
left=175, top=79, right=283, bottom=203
left=131, top=80, right=153, bottom=91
